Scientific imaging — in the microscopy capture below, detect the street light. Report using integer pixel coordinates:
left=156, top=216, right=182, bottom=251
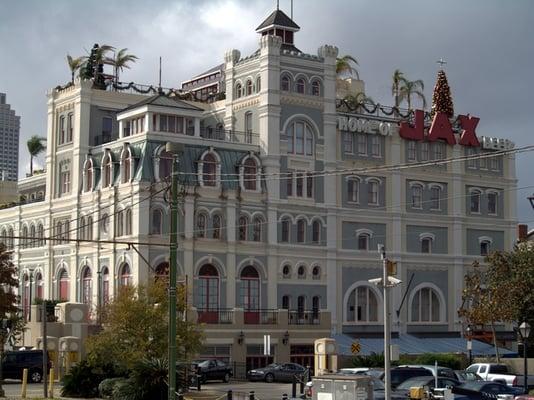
left=369, top=244, right=402, bottom=400
left=519, top=322, right=531, bottom=394
left=466, top=326, right=473, bottom=366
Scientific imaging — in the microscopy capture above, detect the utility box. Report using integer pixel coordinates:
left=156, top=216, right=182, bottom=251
left=312, top=374, right=373, bottom=400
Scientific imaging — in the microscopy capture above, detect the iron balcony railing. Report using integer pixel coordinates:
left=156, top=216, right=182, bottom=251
left=244, top=309, right=278, bottom=325
left=197, top=127, right=258, bottom=145
left=196, top=308, right=234, bottom=324
left=288, top=310, right=321, bottom=325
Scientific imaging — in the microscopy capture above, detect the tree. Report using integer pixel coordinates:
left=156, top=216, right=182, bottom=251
left=343, top=92, right=375, bottom=111
left=107, top=48, right=138, bottom=85
left=0, top=244, right=24, bottom=397
left=26, top=136, right=46, bottom=176
left=66, top=54, right=85, bottom=83
left=431, top=69, right=454, bottom=117
left=80, top=44, right=114, bottom=89
left=391, top=69, right=407, bottom=108
left=85, top=281, right=202, bottom=371
left=336, top=55, right=359, bottom=79
left=399, top=79, right=426, bottom=110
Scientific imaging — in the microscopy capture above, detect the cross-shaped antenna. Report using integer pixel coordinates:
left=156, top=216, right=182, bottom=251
left=276, top=0, right=279, bottom=10
left=436, top=58, right=447, bottom=69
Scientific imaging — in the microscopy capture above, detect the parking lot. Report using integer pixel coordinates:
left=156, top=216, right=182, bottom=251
left=194, top=380, right=303, bottom=400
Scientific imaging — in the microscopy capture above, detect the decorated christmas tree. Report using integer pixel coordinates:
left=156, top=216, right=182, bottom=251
left=431, top=69, right=454, bottom=118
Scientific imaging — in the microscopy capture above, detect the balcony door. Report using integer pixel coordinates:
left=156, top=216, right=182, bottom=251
left=241, top=266, right=260, bottom=324
left=198, top=264, right=219, bottom=323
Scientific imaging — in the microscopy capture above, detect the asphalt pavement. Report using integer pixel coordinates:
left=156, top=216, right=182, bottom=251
left=194, top=380, right=302, bottom=400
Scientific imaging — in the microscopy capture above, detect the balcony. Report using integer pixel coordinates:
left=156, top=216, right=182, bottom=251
left=197, top=127, right=258, bottom=146
left=244, top=309, right=278, bottom=325
left=197, top=308, right=234, bottom=324
left=288, top=310, right=321, bottom=325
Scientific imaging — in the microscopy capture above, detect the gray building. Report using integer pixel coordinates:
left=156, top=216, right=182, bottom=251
left=0, top=93, right=20, bottom=181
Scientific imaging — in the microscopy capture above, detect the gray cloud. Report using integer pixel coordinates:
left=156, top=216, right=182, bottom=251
left=1, top=0, right=532, bottom=222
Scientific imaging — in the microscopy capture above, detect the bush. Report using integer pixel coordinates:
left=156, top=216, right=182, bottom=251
left=99, top=377, right=128, bottom=399
left=111, top=358, right=168, bottom=400
left=61, top=359, right=121, bottom=398
left=412, top=353, right=463, bottom=370
left=352, top=352, right=385, bottom=368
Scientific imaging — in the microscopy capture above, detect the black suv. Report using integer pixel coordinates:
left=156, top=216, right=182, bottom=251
left=389, top=366, right=433, bottom=389
left=2, top=350, right=49, bottom=383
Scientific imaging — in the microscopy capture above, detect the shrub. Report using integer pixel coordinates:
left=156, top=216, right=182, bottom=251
left=413, top=353, right=463, bottom=370
left=61, top=359, right=121, bottom=398
left=352, top=352, right=385, bottom=368
left=99, top=377, right=128, bottom=399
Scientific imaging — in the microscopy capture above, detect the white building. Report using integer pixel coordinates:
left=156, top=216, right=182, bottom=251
left=0, top=8, right=517, bottom=368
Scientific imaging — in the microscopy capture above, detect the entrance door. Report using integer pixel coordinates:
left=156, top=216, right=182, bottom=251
left=240, top=266, right=260, bottom=324
left=198, top=264, right=219, bottom=323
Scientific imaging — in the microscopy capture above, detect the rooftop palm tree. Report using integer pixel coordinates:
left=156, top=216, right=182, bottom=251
left=399, top=79, right=426, bottom=110
left=391, top=69, right=407, bottom=108
left=27, top=136, right=46, bottom=176
left=66, top=55, right=86, bottom=83
left=107, top=48, right=139, bottom=84
left=343, top=92, right=375, bottom=110
left=336, top=55, right=359, bottom=79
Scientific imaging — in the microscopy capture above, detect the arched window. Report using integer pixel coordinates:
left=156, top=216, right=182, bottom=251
left=357, top=233, right=370, bottom=251
left=411, top=286, right=441, bottom=322
left=37, top=223, right=44, bottom=246
left=282, top=295, right=290, bottom=309
left=151, top=209, right=163, bottom=235
left=101, top=267, right=110, bottom=304
left=198, top=264, right=219, bottom=323
left=256, top=76, right=261, bottom=92
left=346, top=285, right=379, bottom=322
left=121, top=148, right=132, bottom=184
left=35, top=272, right=44, bottom=300
left=297, top=295, right=306, bottom=318
left=281, top=75, right=290, bottom=91
left=240, top=266, right=260, bottom=318
left=235, top=83, right=242, bottom=98
left=312, top=220, right=321, bottom=244
left=202, top=153, right=217, bottom=187
left=82, top=267, right=92, bottom=305
left=119, top=263, right=132, bottom=287
left=67, top=112, right=74, bottom=142
left=282, top=264, right=291, bottom=279
left=116, top=210, right=124, bottom=237
left=244, top=112, right=253, bottom=143
left=23, top=274, right=30, bottom=320
left=86, top=216, right=93, bottom=240
left=297, top=265, right=306, bottom=279
left=158, top=150, right=173, bottom=181
left=281, top=217, right=290, bottom=243
left=21, top=225, right=28, bottom=249
left=252, top=216, right=263, bottom=242
left=125, top=208, right=132, bottom=235
left=196, top=212, right=207, bottom=238
left=59, top=115, right=66, bottom=144
left=296, top=78, right=305, bottom=94
left=0, top=228, right=6, bottom=247
left=84, top=159, right=93, bottom=192
left=347, top=177, right=360, bottom=203
left=29, top=224, right=36, bottom=248
left=243, top=158, right=257, bottom=191
left=297, top=219, right=306, bottom=243
left=79, top=216, right=86, bottom=240
left=480, top=240, right=491, bottom=256
left=312, top=266, right=321, bottom=280
left=7, top=227, right=14, bottom=249
left=212, top=214, right=222, bottom=239
left=58, top=269, right=69, bottom=300
left=101, top=213, right=109, bottom=235
left=470, top=189, right=481, bottom=213
left=411, top=184, right=423, bottom=209
left=238, top=215, right=248, bottom=241
left=311, top=80, right=320, bottom=96
left=368, top=180, right=379, bottom=205
left=246, top=80, right=253, bottom=96
left=312, top=296, right=320, bottom=319
left=102, top=154, right=112, bottom=188
left=430, top=186, right=441, bottom=210
left=421, top=237, right=433, bottom=254
left=286, top=121, right=314, bottom=156
left=155, top=262, right=169, bottom=282
left=487, top=191, right=498, bottom=215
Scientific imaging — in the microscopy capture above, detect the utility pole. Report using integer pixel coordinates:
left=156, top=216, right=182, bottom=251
left=166, top=142, right=183, bottom=400
left=381, top=245, right=391, bottom=400
left=42, top=303, right=48, bottom=398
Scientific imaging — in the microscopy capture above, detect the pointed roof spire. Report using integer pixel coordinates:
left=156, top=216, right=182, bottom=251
left=431, top=68, right=454, bottom=118
left=256, top=9, right=300, bottom=32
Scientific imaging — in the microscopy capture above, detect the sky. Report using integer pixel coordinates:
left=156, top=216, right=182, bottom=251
left=0, top=0, right=533, bottom=222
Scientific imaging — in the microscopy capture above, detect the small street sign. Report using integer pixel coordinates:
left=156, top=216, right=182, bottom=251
left=351, top=342, right=361, bottom=354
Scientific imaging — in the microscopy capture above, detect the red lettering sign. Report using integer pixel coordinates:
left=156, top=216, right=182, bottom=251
left=428, top=112, right=456, bottom=145
left=458, top=115, right=480, bottom=147
left=398, top=109, right=424, bottom=141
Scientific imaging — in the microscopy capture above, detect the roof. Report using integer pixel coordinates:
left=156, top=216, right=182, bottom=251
left=186, top=64, right=224, bottom=82
left=333, top=334, right=518, bottom=357
left=120, top=94, right=203, bottom=113
left=256, top=9, right=300, bottom=31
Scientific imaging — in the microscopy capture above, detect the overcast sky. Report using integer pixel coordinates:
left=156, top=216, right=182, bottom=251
left=1, top=0, right=532, bottom=223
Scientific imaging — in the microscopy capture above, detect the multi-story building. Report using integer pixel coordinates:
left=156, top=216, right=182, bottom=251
left=0, top=93, right=20, bottom=182
left=0, top=8, right=517, bottom=368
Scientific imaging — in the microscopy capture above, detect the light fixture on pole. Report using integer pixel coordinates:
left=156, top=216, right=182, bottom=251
left=519, top=322, right=531, bottom=394
left=466, top=326, right=473, bottom=366
left=369, top=244, right=402, bottom=400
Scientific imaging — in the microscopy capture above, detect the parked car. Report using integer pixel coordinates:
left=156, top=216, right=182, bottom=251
left=466, top=363, right=517, bottom=386
left=338, top=367, right=384, bottom=379
left=393, top=376, right=461, bottom=398
left=388, top=366, right=433, bottom=389
left=453, top=370, right=483, bottom=383
left=247, top=362, right=306, bottom=383
left=305, top=376, right=398, bottom=400
left=397, top=364, right=457, bottom=379
left=453, top=381, right=524, bottom=400
left=192, top=359, right=232, bottom=383
left=2, top=350, right=49, bottom=383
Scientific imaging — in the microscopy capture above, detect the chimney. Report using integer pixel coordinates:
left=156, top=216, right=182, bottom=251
left=518, top=224, right=528, bottom=242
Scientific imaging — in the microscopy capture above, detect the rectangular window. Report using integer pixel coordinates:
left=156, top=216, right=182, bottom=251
left=467, top=148, right=477, bottom=168
left=59, top=116, right=65, bottom=145
left=433, top=142, right=444, bottom=160
left=67, top=113, right=73, bottom=142
left=490, top=155, right=500, bottom=171
left=296, top=172, right=304, bottom=197
left=287, top=127, right=294, bottom=153
left=168, top=115, right=176, bottom=133
left=479, top=152, right=487, bottom=169
left=411, top=186, right=423, bottom=208
left=60, top=170, right=70, bottom=195
left=343, top=132, right=353, bottom=154
left=348, top=179, right=359, bottom=203
left=286, top=171, right=293, bottom=196
left=368, top=181, right=379, bottom=205
left=371, top=136, right=381, bottom=157
left=408, top=141, right=416, bottom=162
left=295, top=123, right=304, bottom=154
left=357, top=134, right=367, bottom=155
left=430, top=187, right=441, bottom=210
left=421, top=142, right=429, bottom=161
left=470, top=191, right=481, bottom=213
left=123, top=120, right=131, bottom=137
left=102, top=117, right=113, bottom=137
left=306, top=173, right=313, bottom=198
left=160, top=115, right=168, bottom=132
left=488, top=192, right=497, bottom=215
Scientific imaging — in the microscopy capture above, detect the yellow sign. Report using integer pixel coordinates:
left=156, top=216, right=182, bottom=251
left=351, top=342, right=361, bottom=354
left=387, top=260, right=397, bottom=276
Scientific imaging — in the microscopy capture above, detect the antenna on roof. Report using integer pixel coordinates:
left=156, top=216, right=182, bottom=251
left=291, top=0, right=293, bottom=19
left=158, top=56, right=163, bottom=94
left=276, top=0, right=279, bottom=10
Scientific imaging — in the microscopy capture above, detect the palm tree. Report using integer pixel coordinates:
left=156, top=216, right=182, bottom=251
left=343, top=92, right=375, bottom=110
left=108, top=48, right=139, bottom=84
left=399, top=79, right=426, bottom=110
left=336, top=55, right=359, bottom=79
left=391, top=69, right=407, bottom=108
left=66, top=55, right=86, bottom=83
left=27, top=136, right=46, bottom=176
